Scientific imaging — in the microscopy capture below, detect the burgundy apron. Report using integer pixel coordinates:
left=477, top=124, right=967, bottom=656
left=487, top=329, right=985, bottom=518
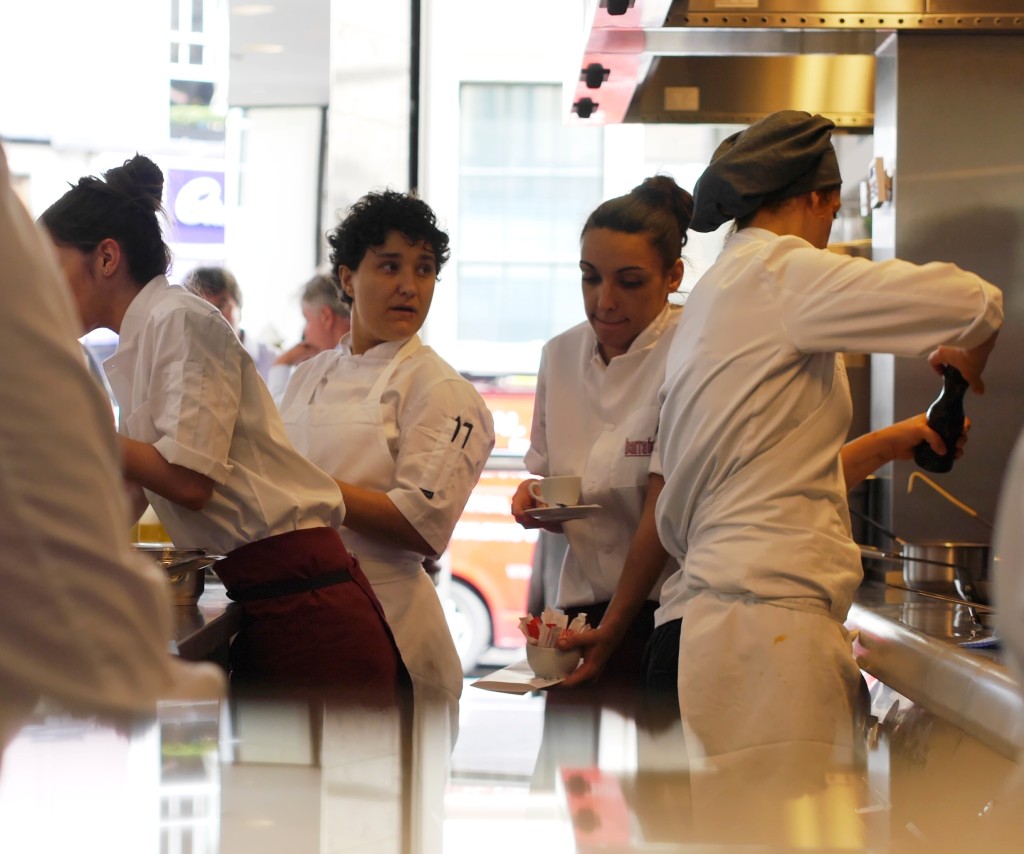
left=214, top=526, right=408, bottom=705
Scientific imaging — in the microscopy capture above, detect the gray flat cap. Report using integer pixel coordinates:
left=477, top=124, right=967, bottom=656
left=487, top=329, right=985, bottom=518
left=690, top=110, right=842, bottom=233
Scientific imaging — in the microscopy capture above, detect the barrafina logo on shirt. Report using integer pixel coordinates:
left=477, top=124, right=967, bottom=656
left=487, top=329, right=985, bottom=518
left=624, top=436, right=655, bottom=457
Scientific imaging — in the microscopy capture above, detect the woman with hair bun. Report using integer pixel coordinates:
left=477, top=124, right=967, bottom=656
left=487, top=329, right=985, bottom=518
left=39, top=155, right=406, bottom=703
left=511, top=175, right=693, bottom=690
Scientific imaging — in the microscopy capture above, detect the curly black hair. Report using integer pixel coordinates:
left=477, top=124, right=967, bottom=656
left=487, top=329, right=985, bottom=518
left=326, top=189, right=450, bottom=304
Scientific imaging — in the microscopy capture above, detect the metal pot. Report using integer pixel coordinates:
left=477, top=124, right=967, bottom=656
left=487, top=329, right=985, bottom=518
left=858, top=542, right=991, bottom=605
left=134, top=545, right=221, bottom=605
left=901, top=542, right=991, bottom=606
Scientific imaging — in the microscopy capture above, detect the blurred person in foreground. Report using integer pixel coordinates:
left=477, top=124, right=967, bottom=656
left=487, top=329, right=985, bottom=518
left=183, top=265, right=281, bottom=381
left=0, top=142, right=224, bottom=751
left=38, top=154, right=405, bottom=703
left=267, top=272, right=352, bottom=401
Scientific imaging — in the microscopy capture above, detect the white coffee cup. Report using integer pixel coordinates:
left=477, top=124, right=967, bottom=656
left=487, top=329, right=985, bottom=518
left=528, top=475, right=582, bottom=507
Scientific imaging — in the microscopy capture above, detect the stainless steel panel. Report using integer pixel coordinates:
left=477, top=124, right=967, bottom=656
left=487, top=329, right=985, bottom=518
left=624, top=53, right=875, bottom=126
left=871, top=32, right=1024, bottom=544
left=642, top=26, right=883, bottom=54
left=928, top=0, right=1024, bottom=11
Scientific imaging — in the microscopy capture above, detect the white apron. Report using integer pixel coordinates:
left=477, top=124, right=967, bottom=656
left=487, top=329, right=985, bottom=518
left=284, top=336, right=459, bottom=854
left=284, top=336, right=463, bottom=703
left=669, top=354, right=863, bottom=761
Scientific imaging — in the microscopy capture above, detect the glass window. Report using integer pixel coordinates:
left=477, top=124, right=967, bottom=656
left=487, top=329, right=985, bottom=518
left=458, top=83, right=603, bottom=343
left=168, top=0, right=223, bottom=140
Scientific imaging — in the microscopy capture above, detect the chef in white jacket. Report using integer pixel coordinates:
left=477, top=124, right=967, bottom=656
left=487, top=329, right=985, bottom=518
left=279, top=190, right=494, bottom=849
left=0, top=142, right=223, bottom=746
left=39, top=155, right=405, bottom=702
left=512, top=175, right=692, bottom=689
left=653, top=111, right=1003, bottom=759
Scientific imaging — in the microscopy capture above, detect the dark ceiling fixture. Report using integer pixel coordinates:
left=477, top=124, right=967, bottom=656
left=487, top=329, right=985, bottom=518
left=573, top=98, right=598, bottom=119
left=605, top=0, right=632, bottom=15
left=581, top=63, right=609, bottom=89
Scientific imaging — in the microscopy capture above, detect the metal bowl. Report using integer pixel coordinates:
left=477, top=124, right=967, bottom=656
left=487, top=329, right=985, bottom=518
left=134, top=545, right=213, bottom=605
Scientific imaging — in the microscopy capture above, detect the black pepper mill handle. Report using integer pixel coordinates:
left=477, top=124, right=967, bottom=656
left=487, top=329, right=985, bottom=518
left=913, top=365, right=969, bottom=474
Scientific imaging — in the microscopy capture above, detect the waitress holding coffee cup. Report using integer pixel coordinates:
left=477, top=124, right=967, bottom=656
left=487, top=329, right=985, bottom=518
left=511, top=176, right=693, bottom=686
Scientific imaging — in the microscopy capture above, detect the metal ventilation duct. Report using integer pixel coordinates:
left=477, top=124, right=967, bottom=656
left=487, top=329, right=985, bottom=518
left=627, top=52, right=876, bottom=126
left=567, top=0, right=1024, bottom=126
left=666, top=0, right=1024, bottom=31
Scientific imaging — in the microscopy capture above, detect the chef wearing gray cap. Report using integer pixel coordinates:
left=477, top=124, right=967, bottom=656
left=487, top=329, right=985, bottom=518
left=650, top=110, right=1003, bottom=755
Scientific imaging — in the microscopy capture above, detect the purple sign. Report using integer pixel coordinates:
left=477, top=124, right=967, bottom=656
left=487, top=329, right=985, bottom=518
left=167, top=168, right=225, bottom=244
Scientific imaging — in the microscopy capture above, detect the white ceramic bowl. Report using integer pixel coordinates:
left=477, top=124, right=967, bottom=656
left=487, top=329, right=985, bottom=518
left=526, top=644, right=582, bottom=679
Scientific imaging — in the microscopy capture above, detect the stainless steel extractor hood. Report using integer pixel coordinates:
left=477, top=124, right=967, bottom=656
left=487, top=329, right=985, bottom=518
left=567, top=0, right=1024, bottom=126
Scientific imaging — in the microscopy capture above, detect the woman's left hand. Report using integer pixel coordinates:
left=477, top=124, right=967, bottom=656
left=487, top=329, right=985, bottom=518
left=510, top=479, right=564, bottom=533
left=883, top=412, right=970, bottom=462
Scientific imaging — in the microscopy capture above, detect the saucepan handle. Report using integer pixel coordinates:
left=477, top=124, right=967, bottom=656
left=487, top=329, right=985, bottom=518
left=857, top=544, right=962, bottom=569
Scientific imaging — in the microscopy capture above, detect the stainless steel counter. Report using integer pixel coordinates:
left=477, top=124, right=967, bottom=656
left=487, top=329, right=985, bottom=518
left=847, top=581, right=1024, bottom=759
left=172, top=579, right=240, bottom=664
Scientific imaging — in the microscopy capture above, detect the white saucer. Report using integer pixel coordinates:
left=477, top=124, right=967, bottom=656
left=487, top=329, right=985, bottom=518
left=524, top=504, right=602, bottom=522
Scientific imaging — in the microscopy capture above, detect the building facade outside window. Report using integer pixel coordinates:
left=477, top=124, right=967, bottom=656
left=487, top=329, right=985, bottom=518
left=457, top=83, right=604, bottom=347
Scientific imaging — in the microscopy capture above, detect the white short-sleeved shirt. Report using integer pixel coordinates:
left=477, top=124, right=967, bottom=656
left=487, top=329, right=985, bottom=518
left=525, top=304, right=681, bottom=607
left=279, top=336, right=496, bottom=566
left=655, top=228, right=1004, bottom=626
left=0, top=144, right=222, bottom=719
left=104, top=278, right=345, bottom=555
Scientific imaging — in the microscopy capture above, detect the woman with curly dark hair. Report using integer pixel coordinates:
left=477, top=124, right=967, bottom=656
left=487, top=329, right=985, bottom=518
left=39, top=155, right=405, bottom=703
left=279, top=189, right=495, bottom=749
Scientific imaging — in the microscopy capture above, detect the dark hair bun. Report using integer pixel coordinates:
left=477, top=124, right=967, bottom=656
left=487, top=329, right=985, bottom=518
left=635, top=175, right=694, bottom=240
left=103, top=154, right=165, bottom=211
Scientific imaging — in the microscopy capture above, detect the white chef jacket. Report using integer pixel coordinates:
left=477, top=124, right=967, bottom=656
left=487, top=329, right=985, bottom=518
left=994, top=426, right=1024, bottom=712
left=655, top=226, right=1002, bottom=756
left=655, top=228, right=1004, bottom=625
left=525, top=304, right=681, bottom=608
left=279, top=335, right=496, bottom=567
left=0, top=143, right=223, bottom=725
left=104, top=278, right=344, bottom=556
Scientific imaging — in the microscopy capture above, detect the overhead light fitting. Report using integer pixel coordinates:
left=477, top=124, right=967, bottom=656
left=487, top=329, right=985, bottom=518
left=241, top=43, right=285, bottom=54
left=232, top=4, right=275, bottom=15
